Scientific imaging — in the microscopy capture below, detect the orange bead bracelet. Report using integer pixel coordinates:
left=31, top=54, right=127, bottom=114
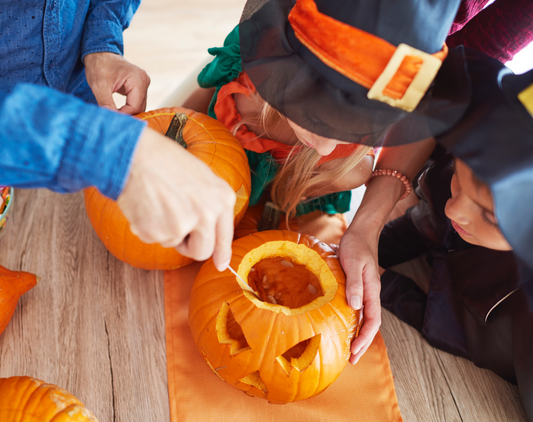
left=368, top=169, right=412, bottom=200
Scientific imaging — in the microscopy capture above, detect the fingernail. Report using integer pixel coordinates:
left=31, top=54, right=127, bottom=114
left=218, top=258, right=231, bottom=271
left=350, top=295, right=362, bottom=310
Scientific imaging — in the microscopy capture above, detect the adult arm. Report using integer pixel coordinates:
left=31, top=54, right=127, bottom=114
left=0, top=84, right=235, bottom=270
left=339, top=136, right=435, bottom=364
left=81, top=0, right=150, bottom=114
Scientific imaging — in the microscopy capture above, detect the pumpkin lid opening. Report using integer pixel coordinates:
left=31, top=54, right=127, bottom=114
left=236, top=241, right=338, bottom=316
left=247, top=257, right=324, bottom=308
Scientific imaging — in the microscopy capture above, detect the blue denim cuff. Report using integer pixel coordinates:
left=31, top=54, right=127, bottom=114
left=57, top=105, right=146, bottom=200
left=0, top=84, right=145, bottom=199
left=81, top=19, right=124, bottom=59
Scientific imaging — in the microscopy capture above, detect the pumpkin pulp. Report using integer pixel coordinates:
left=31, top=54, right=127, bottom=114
left=235, top=240, right=338, bottom=316
left=247, top=257, right=323, bottom=308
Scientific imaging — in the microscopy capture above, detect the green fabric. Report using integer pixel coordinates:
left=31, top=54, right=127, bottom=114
left=197, top=25, right=352, bottom=216
left=246, top=149, right=278, bottom=206
left=198, top=25, right=242, bottom=120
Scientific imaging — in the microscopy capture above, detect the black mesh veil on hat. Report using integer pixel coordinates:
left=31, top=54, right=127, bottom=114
left=239, top=0, right=471, bottom=146
left=437, top=50, right=533, bottom=274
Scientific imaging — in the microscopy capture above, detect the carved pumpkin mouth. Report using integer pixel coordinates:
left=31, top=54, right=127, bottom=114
left=236, top=241, right=338, bottom=316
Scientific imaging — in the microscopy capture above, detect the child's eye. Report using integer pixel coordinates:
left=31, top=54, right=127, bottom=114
left=481, top=210, right=498, bottom=227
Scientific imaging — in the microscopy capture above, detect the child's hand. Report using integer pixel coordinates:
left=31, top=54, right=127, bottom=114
left=338, top=224, right=382, bottom=365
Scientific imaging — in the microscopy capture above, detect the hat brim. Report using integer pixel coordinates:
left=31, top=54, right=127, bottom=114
left=240, top=0, right=471, bottom=145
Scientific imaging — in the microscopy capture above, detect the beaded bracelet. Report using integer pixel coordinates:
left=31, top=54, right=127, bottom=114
left=367, top=169, right=413, bottom=200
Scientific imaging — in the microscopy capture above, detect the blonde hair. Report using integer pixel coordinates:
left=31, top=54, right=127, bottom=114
left=234, top=93, right=371, bottom=221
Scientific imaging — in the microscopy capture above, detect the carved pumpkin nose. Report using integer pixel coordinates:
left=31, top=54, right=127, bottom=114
left=189, top=230, right=360, bottom=404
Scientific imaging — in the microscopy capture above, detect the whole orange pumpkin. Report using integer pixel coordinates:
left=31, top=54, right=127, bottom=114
left=234, top=201, right=348, bottom=246
left=84, top=107, right=251, bottom=270
left=189, top=230, right=360, bottom=403
left=0, top=265, right=38, bottom=336
left=0, top=376, right=98, bottom=421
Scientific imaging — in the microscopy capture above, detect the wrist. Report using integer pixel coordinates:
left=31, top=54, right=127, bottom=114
left=83, top=51, right=121, bottom=66
left=367, top=168, right=412, bottom=200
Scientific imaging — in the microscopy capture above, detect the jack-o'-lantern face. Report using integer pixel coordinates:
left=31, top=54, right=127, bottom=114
left=188, top=231, right=360, bottom=404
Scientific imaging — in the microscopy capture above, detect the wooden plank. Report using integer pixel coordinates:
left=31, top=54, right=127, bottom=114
left=381, top=308, right=527, bottom=422
left=0, top=189, right=168, bottom=422
left=436, top=350, right=527, bottom=422
left=380, top=310, right=462, bottom=422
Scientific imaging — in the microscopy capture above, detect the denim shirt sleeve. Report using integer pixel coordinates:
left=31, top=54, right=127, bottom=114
left=0, top=84, right=146, bottom=200
left=81, top=0, right=142, bottom=58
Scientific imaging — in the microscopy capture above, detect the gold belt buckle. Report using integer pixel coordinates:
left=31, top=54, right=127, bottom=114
left=518, top=82, right=533, bottom=118
left=367, top=43, right=442, bottom=112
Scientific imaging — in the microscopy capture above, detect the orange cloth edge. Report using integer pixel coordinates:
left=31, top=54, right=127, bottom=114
left=288, top=0, right=447, bottom=100
left=214, top=72, right=373, bottom=166
left=164, top=261, right=403, bottom=422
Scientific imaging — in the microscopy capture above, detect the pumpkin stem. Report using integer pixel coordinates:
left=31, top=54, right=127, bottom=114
left=257, top=201, right=281, bottom=231
left=164, top=113, right=188, bottom=149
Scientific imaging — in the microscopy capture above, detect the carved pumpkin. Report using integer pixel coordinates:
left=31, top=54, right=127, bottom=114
left=84, top=107, right=251, bottom=270
left=189, top=230, right=360, bottom=403
left=0, top=265, right=38, bottom=335
left=0, top=376, right=99, bottom=421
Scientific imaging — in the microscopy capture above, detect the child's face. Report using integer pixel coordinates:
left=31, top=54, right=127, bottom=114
left=444, top=159, right=512, bottom=251
left=287, top=119, right=350, bottom=156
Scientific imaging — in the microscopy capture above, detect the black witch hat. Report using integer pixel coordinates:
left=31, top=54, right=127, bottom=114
left=239, top=0, right=471, bottom=145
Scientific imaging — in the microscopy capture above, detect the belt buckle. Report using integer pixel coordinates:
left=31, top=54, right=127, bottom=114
left=367, top=43, right=442, bottom=112
left=518, top=82, right=533, bottom=118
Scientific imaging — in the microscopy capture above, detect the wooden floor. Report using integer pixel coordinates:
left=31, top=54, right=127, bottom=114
left=0, top=1, right=527, bottom=421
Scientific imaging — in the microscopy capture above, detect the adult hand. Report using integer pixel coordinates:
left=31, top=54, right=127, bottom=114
left=117, top=127, right=236, bottom=271
left=84, top=52, right=150, bottom=115
left=338, top=223, right=382, bottom=365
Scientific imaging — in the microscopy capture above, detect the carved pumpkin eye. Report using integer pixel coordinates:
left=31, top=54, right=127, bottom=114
left=189, top=230, right=360, bottom=404
left=276, top=334, right=322, bottom=376
left=216, top=302, right=250, bottom=356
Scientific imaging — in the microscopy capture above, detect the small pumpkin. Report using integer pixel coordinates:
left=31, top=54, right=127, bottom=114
left=84, top=107, right=251, bottom=270
left=234, top=201, right=348, bottom=245
left=0, top=265, right=39, bottom=335
left=0, top=376, right=98, bottom=421
left=189, top=230, right=360, bottom=403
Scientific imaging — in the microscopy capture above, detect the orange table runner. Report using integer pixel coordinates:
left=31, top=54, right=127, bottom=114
left=164, top=263, right=403, bottom=422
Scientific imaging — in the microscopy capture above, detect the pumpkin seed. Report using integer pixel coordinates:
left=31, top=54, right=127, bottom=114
left=280, top=260, right=294, bottom=268
left=267, top=295, right=277, bottom=304
left=307, top=284, right=318, bottom=295
left=262, top=275, right=270, bottom=289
